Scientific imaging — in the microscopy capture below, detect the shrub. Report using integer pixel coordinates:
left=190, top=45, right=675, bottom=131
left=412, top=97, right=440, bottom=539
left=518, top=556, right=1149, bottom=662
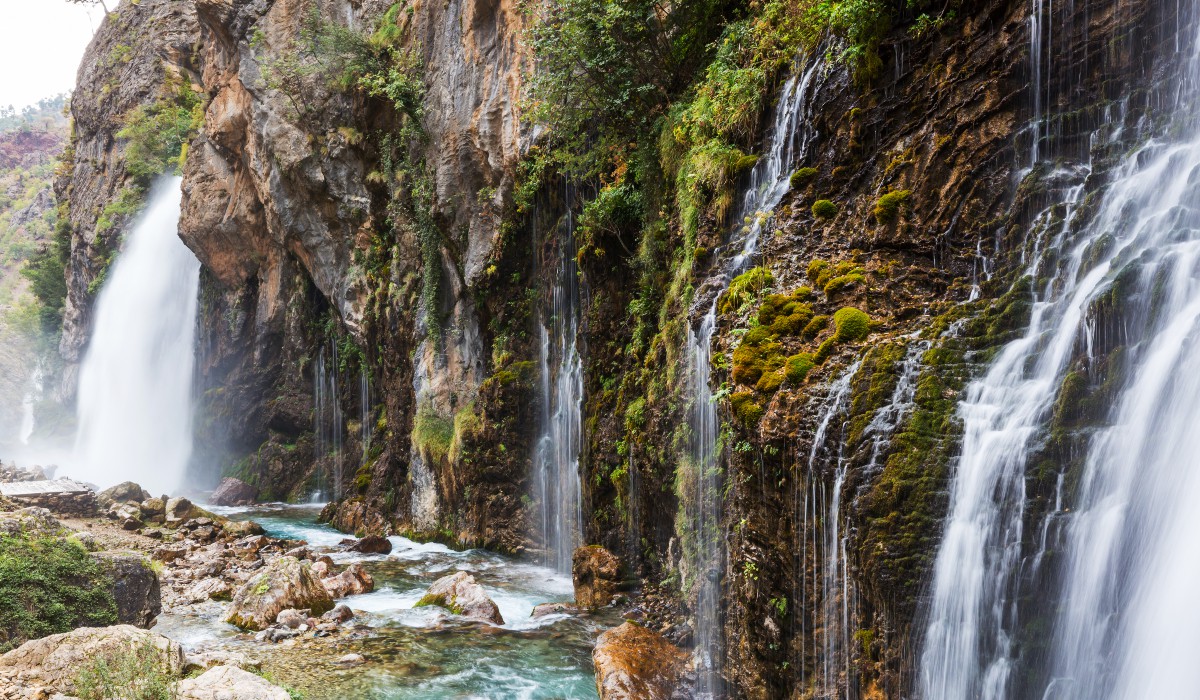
left=413, top=405, right=454, bottom=463
left=785, top=353, right=815, bottom=384
left=74, top=638, right=178, bottom=700
left=833, top=307, right=871, bottom=342
left=0, top=534, right=117, bottom=651
left=873, top=189, right=911, bottom=224
left=117, top=73, right=204, bottom=185
left=720, top=266, right=774, bottom=314
left=789, top=167, right=818, bottom=189
left=811, top=199, right=838, bottom=219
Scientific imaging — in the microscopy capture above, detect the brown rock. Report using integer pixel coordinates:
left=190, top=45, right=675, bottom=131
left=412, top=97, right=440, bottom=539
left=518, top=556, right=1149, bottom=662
left=224, top=556, right=334, bottom=630
left=592, top=622, right=687, bottom=700
left=532, top=602, right=581, bottom=618
left=347, top=535, right=392, bottom=554
left=209, top=477, right=259, bottom=506
left=321, top=562, right=374, bottom=598
left=414, top=571, right=504, bottom=624
left=573, top=545, right=621, bottom=611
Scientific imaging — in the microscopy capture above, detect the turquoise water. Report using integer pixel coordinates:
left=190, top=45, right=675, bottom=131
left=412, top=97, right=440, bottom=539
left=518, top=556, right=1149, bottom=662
left=157, top=504, right=603, bottom=699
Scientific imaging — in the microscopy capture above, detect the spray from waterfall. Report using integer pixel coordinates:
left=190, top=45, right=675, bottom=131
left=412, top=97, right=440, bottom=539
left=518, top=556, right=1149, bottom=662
left=73, top=177, right=200, bottom=496
left=533, top=199, right=584, bottom=573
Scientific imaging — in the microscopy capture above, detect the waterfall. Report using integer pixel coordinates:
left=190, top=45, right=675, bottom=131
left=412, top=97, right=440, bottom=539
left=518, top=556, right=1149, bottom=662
left=920, top=4, right=1200, bottom=698
left=532, top=207, right=584, bottom=573
left=73, top=177, right=200, bottom=496
left=312, top=341, right=344, bottom=501
left=684, top=56, right=822, bottom=698
left=18, top=366, right=40, bottom=445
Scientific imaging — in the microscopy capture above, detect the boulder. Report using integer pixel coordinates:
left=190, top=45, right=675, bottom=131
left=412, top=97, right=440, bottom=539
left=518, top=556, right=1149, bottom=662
left=184, top=577, right=232, bottom=603
left=165, top=496, right=196, bottom=524
left=347, top=534, right=392, bottom=554
left=322, top=604, right=354, bottom=623
left=225, top=556, right=334, bottom=630
left=140, top=497, right=165, bottom=523
left=275, top=608, right=310, bottom=629
left=185, top=650, right=261, bottom=672
left=532, top=602, right=581, bottom=618
left=0, top=625, right=183, bottom=695
left=92, top=552, right=161, bottom=628
left=336, top=653, right=365, bottom=666
left=177, top=664, right=290, bottom=700
left=209, top=477, right=259, bottom=506
left=592, top=622, right=687, bottom=700
left=321, top=562, right=374, bottom=598
left=221, top=519, right=265, bottom=538
left=573, top=545, right=622, bottom=611
left=97, top=482, right=150, bottom=508
left=414, top=572, right=504, bottom=624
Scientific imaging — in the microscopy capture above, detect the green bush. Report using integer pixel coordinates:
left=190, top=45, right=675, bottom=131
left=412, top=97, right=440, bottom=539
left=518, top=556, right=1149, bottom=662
left=873, top=189, right=911, bottom=224
left=74, top=638, right=178, bottom=700
left=117, top=73, right=204, bottom=185
left=789, top=167, right=818, bottom=189
left=0, top=534, right=117, bottom=651
left=833, top=306, right=871, bottom=342
left=811, top=199, right=838, bottom=219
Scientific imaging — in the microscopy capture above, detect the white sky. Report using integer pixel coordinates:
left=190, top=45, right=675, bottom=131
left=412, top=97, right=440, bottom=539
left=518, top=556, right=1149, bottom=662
left=0, top=0, right=103, bottom=110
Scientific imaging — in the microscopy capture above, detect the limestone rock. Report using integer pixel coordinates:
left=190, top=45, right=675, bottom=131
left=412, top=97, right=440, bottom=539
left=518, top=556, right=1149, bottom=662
left=275, top=608, right=309, bottom=629
left=592, top=622, right=687, bottom=700
left=92, top=552, right=161, bottom=628
left=321, top=562, right=374, bottom=598
left=225, top=556, right=334, bottom=630
left=185, top=577, right=232, bottom=603
left=322, top=604, right=354, bottom=623
left=347, top=534, right=392, bottom=554
left=209, top=477, right=259, bottom=506
left=177, top=664, right=290, bottom=700
left=0, top=507, right=64, bottom=538
left=165, top=496, right=196, bottom=524
left=97, top=482, right=149, bottom=508
left=415, top=572, right=503, bottom=624
left=532, top=602, right=580, bottom=618
left=222, top=519, right=266, bottom=538
left=573, top=545, right=622, bottom=611
left=0, top=625, right=183, bottom=695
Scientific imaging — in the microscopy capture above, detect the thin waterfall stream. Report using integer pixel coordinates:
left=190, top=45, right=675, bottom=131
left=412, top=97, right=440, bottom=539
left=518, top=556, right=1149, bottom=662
left=72, top=177, right=200, bottom=496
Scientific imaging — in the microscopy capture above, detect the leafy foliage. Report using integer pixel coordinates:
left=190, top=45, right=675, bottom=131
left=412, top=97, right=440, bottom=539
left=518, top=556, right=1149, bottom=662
left=117, top=72, right=204, bottom=185
left=74, top=638, right=178, bottom=700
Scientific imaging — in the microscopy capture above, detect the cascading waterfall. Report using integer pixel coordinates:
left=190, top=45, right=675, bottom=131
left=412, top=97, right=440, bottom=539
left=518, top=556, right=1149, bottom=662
left=684, top=57, right=822, bottom=698
left=73, top=177, right=200, bottom=496
left=920, top=4, right=1200, bottom=699
left=532, top=207, right=584, bottom=573
left=312, top=341, right=344, bottom=502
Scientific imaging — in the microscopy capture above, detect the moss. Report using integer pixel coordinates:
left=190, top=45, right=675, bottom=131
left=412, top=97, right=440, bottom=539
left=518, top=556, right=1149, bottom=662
left=812, top=199, right=838, bottom=219
left=770, top=309, right=814, bottom=336
left=413, top=405, right=454, bottom=463
left=833, top=307, right=871, bottom=342
left=824, top=273, right=865, bottom=296
left=755, top=368, right=785, bottom=394
left=807, top=259, right=829, bottom=283
left=720, top=266, right=774, bottom=314
left=814, top=336, right=837, bottom=364
left=414, top=593, right=465, bottom=615
left=730, top=391, right=765, bottom=425
left=789, top=167, right=818, bottom=189
left=732, top=340, right=783, bottom=386
left=625, top=397, right=648, bottom=430
left=802, top=314, right=830, bottom=340
left=785, top=353, right=814, bottom=384
left=873, top=189, right=911, bottom=224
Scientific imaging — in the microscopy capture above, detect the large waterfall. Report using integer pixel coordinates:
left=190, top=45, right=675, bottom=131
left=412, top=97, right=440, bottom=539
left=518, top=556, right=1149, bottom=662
left=73, top=177, right=200, bottom=496
left=533, top=206, right=585, bottom=573
left=920, top=3, right=1200, bottom=698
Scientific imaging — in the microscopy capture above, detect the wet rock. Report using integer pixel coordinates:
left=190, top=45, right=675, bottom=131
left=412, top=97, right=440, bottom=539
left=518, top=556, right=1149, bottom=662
left=185, top=650, right=261, bottom=672
left=165, top=496, right=196, bottom=524
left=185, top=577, right=232, bottom=603
left=97, top=482, right=150, bottom=508
left=221, top=520, right=265, bottom=538
left=336, top=653, right=365, bottom=666
left=321, top=562, right=374, bottom=598
left=177, top=664, right=290, bottom=700
left=209, top=477, right=259, bottom=506
left=592, top=622, right=687, bottom=700
left=322, top=604, right=354, bottom=623
left=415, top=572, right=504, bottom=624
left=532, top=602, right=581, bottom=618
left=275, top=608, right=310, bottom=629
left=225, top=556, right=334, bottom=630
left=573, top=545, right=622, bottom=611
left=311, top=560, right=332, bottom=578
left=92, top=552, right=161, bottom=628
left=284, top=545, right=312, bottom=559
left=347, top=534, right=392, bottom=554
left=0, top=625, right=183, bottom=695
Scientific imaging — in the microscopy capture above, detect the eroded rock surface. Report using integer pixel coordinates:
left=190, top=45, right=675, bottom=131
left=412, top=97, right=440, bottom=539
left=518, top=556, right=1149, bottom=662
left=177, top=664, right=291, bottom=700
left=0, top=625, right=184, bottom=696
left=573, top=546, right=621, bottom=611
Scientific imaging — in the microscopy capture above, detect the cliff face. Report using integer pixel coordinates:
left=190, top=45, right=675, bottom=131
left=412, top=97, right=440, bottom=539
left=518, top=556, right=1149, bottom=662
left=57, top=0, right=1167, bottom=696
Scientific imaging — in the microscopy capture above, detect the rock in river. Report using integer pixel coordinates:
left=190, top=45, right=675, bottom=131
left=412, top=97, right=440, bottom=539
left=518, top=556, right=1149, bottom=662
left=225, top=556, right=334, bottom=630
left=415, top=571, right=504, bottom=624
left=209, top=477, right=259, bottom=506
left=592, top=622, right=687, bottom=700
left=347, top=534, right=392, bottom=554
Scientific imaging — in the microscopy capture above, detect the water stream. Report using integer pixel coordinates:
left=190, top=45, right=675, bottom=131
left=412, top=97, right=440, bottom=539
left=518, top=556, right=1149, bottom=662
left=920, top=3, right=1200, bottom=698
left=158, top=504, right=605, bottom=699
left=73, top=177, right=200, bottom=496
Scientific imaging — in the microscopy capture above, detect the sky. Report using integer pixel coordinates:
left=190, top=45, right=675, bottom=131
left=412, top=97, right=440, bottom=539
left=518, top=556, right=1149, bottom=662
left=0, top=0, right=102, bottom=110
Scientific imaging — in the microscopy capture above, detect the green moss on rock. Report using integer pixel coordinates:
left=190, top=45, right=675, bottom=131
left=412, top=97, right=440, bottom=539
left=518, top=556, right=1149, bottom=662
left=812, top=199, right=838, bottom=219
left=873, top=189, right=911, bottom=224
left=833, top=307, right=871, bottom=342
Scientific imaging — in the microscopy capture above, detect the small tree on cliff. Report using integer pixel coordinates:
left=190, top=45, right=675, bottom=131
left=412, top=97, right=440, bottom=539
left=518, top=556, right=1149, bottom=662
left=67, top=0, right=110, bottom=16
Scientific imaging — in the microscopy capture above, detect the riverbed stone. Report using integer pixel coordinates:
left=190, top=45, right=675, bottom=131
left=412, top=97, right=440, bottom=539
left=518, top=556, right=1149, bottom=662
left=165, top=496, right=196, bottom=524
left=415, top=571, right=504, bottom=624
left=592, top=622, right=687, bottom=700
left=225, top=556, right=334, bottom=630
left=532, top=602, right=581, bottom=618
left=573, top=545, right=621, bottom=611
left=177, top=664, right=290, bottom=700
left=321, top=562, right=374, bottom=598
left=222, top=519, right=265, bottom=538
left=209, top=477, right=259, bottom=506
left=0, top=625, right=184, bottom=695
left=347, top=534, right=392, bottom=554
